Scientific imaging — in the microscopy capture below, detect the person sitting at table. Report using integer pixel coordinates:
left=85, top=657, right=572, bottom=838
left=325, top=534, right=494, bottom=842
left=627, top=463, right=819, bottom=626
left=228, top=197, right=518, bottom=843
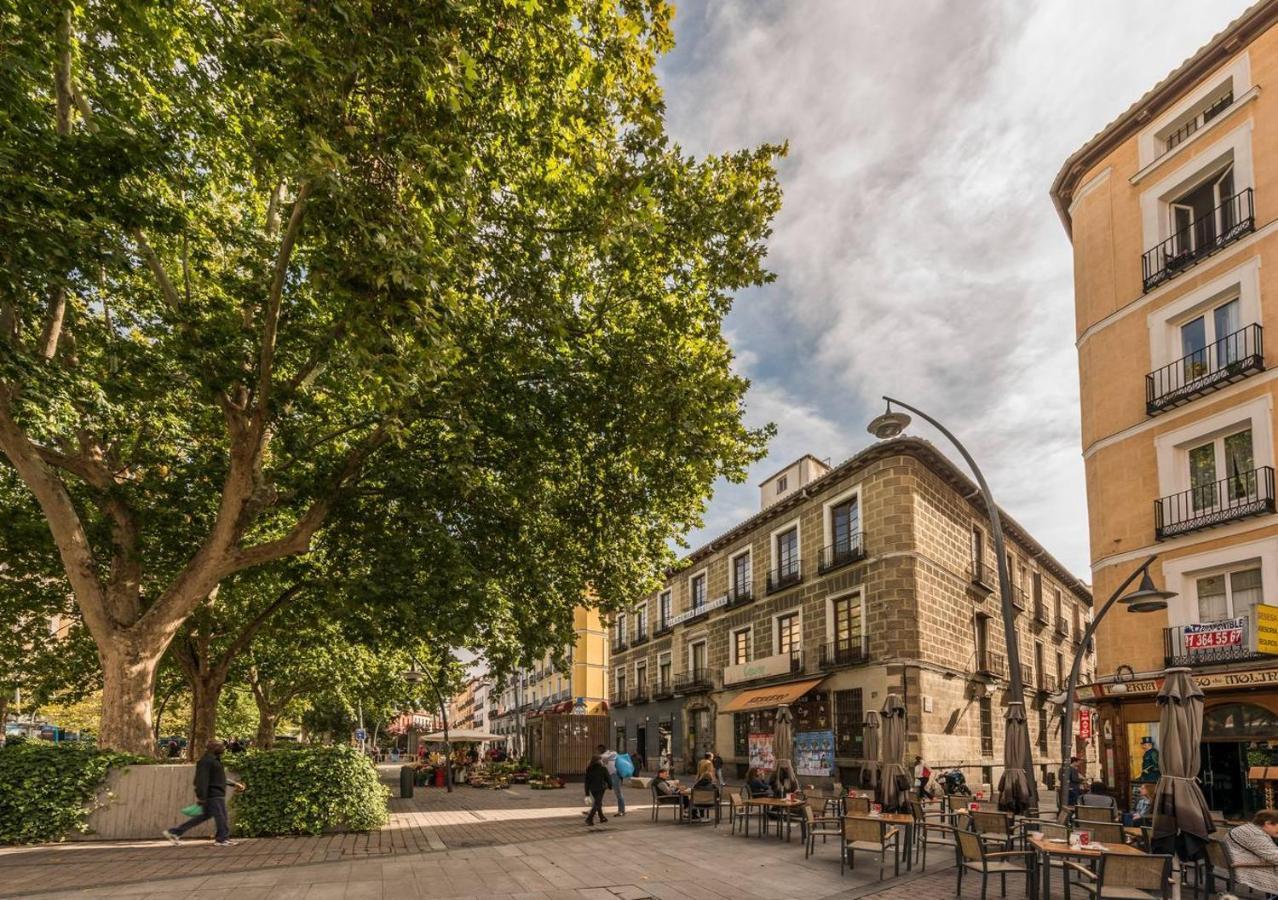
left=745, top=767, right=771, bottom=798
left=1123, top=782, right=1153, bottom=826
left=1225, top=809, right=1278, bottom=899
left=1078, top=780, right=1117, bottom=811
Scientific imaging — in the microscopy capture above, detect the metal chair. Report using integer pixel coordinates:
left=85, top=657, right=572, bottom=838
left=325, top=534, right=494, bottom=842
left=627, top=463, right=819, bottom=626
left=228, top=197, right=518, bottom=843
left=1076, top=804, right=1117, bottom=824
left=727, top=790, right=752, bottom=835
left=1065, top=852, right=1173, bottom=900
left=650, top=783, right=683, bottom=823
left=971, top=810, right=1014, bottom=850
left=954, top=828, right=1033, bottom=900
left=688, top=786, right=719, bottom=825
left=908, top=797, right=954, bottom=871
left=841, top=816, right=902, bottom=881
left=845, top=795, right=871, bottom=815
left=799, top=803, right=841, bottom=859
left=1082, top=822, right=1126, bottom=846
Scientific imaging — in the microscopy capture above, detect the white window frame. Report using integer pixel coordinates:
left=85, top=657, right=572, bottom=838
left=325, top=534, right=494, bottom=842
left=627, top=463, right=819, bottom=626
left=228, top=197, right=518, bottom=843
left=614, top=666, right=627, bottom=697
left=821, top=485, right=862, bottom=550
left=824, top=588, right=865, bottom=651
left=615, top=612, right=627, bottom=642
left=1146, top=257, right=1261, bottom=372
left=728, top=547, right=752, bottom=594
left=657, top=650, right=672, bottom=684
left=1161, top=536, right=1278, bottom=627
left=659, top=590, right=672, bottom=627
left=1140, top=122, right=1254, bottom=254
left=686, top=637, right=708, bottom=674
left=776, top=474, right=788, bottom=493
left=687, top=567, right=709, bottom=612
left=635, top=604, right=648, bottom=638
left=1137, top=53, right=1252, bottom=169
left=731, top=625, right=753, bottom=666
left=634, top=659, right=648, bottom=688
left=773, top=607, right=803, bottom=656
left=769, top=517, right=803, bottom=576
left=1154, top=394, right=1273, bottom=499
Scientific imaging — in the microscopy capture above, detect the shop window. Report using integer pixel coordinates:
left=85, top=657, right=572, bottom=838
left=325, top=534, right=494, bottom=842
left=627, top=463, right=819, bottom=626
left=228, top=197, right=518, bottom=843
left=1204, top=703, right=1278, bottom=739
left=794, top=690, right=831, bottom=732
left=834, top=688, right=864, bottom=757
left=733, top=713, right=749, bottom=757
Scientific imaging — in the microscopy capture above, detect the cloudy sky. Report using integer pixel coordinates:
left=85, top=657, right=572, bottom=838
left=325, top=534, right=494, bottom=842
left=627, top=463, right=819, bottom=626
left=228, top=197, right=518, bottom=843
left=660, top=0, right=1254, bottom=578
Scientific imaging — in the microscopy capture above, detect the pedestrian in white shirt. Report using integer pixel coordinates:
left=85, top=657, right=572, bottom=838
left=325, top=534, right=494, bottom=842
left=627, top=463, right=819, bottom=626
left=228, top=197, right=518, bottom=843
left=597, top=744, right=625, bottom=816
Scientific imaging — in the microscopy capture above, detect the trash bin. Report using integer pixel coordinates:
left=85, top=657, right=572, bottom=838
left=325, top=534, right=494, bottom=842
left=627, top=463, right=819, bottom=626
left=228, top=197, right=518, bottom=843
left=400, top=764, right=414, bottom=799
left=434, top=766, right=446, bottom=787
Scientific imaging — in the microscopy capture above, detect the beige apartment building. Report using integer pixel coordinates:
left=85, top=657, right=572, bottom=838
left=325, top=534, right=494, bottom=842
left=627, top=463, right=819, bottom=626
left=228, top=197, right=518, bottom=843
left=608, top=439, right=1092, bottom=791
left=1052, top=1, right=1278, bottom=818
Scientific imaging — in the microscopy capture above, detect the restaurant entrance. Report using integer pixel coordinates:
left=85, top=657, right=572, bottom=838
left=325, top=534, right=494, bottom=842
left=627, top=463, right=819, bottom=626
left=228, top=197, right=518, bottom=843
left=1199, top=701, right=1278, bottom=819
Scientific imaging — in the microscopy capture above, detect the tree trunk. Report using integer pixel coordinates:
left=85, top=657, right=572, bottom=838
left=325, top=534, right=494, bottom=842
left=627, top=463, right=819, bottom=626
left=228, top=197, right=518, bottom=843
left=255, top=708, right=277, bottom=750
left=0, top=693, right=9, bottom=730
left=187, top=672, right=226, bottom=759
left=99, top=643, right=163, bottom=756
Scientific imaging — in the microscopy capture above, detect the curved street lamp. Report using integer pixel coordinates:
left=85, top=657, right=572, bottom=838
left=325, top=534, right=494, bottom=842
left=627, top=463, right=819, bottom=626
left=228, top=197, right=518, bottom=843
left=867, top=397, right=1035, bottom=801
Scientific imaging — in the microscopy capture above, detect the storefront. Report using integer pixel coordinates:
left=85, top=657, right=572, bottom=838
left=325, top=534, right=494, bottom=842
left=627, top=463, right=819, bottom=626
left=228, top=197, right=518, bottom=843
left=610, top=696, right=685, bottom=773
left=1085, top=666, right=1278, bottom=819
left=716, top=677, right=845, bottom=785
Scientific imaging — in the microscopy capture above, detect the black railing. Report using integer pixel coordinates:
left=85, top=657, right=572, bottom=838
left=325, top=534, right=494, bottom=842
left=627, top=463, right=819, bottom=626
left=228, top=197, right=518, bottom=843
left=673, top=669, right=714, bottom=693
left=1146, top=324, right=1264, bottom=414
left=977, top=651, right=1007, bottom=678
left=630, top=683, right=649, bottom=704
left=653, top=677, right=674, bottom=698
left=632, top=628, right=649, bottom=646
left=1010, top=584, right=1027, bottom=610
left=1038, top=673, right=1057, bottom=694
left=818, top=640, right=869, bottom=669
left=1142, top=188, right=1254, bottom=292
left=1154, top=465, right=1275, bottom=540
left=1055, top=617, right=1070, bottom=638
left=655, top=620, right=672, bottom=637
left=970, top=562, right=997, bottom=593
left=766, top=560, right=803, bottom=594
left=818, top=533, right=866, bottom=574
left=1033, top=598, right=1049, bottom=625
left=1163, top=91, right=1233, bottom=153
left=727, top=579, right=754, bottom=607
left=611, top=638, right=628, bottom=652
left=1164, top=618, right=1265, bottom=666
left=613, top=689, right=629, bottom=707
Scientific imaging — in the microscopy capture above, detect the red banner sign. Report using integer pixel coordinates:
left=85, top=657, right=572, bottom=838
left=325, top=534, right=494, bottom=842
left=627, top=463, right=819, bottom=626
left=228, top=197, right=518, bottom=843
left=1078, top=710, right=1092, bottom=741
left=1183, top=618, right=1244, bottom=650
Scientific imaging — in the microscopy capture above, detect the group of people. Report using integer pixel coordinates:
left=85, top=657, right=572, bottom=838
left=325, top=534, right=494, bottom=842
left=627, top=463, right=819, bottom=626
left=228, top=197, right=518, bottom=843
left=583, top=748, right=732, bottom=826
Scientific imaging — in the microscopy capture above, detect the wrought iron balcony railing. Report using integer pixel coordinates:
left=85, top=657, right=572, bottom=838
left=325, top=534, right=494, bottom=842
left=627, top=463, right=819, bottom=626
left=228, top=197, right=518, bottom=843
left=629, top=683, right=649, bottom=704
left=818, top=640, right=870, bottom=669
left=611, top=638, right=629, bottom=653
left=673, top=669, right=714, bottom=693
left=1146, top=324, right=1264, bottom=415
left=653, top=677, right=674, bottom=699
left=1163, top=92, right=1233, bottom=153
left=1154, top=465, right=1275, bottom=540
left=977, top=651, right=1007, bottom=678
left=766, top=560, right=803, bottom=594
left=727, top=579, right=754, bottom=607
left=612, top=690, right=629, bottom=707
left=632, top=628, right=649, bottom=647
left=970, top=562, right=997, bottom=594
left=818, top=532, right=866, bottom=574
left=1033, top=598, right=1049, bottom=625
left=654, top=620, right=672, bottom=637
left=1055, top=617, right=1071, bottom=638
left=1142, top=188, right=1254, bottom=292
left=1164, top=617, right=1267, bottom=667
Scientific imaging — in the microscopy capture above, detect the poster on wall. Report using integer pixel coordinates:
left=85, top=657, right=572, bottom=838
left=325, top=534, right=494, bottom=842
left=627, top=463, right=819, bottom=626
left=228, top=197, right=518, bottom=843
left=794, top=731, right=835, bottom=777
left=749, top=732, right=775, bottom=771
left=1126, top=722, right=1161, bottom=784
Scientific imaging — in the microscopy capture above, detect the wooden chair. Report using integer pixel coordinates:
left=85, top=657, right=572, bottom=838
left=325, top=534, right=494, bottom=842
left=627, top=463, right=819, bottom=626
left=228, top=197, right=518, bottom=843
left=727, top=790, right=752, bottom=835
left=650, top=783, right=683, bottom=823
left=841, top=816, right=902, bottom=881
left=954, top=828, right=1033, bottom=900
left=1083, top=822, right=1126, bottom=845
left=688, top=786, right=719, bottom=825
left=1076, top=804, right=1117, bottom=824
left=799, top=803, right=841, bottom=859
left=971, top=810, right=1014, bottom=850
left=1066, top=852, right=1173, bottom=900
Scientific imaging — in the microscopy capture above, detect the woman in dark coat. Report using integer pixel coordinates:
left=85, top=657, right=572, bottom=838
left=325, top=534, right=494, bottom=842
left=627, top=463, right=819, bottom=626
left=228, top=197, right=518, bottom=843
left=584, top=755, right=610, bottom=826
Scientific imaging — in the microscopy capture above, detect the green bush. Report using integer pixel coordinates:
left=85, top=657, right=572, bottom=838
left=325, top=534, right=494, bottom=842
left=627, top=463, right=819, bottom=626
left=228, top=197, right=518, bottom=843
left=230, top=745, right=388, bottom=836
left=0, top=743, right=148, bottom=844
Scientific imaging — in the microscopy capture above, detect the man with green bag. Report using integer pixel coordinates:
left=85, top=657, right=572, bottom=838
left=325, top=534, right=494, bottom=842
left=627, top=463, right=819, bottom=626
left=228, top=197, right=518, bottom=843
left=161, top=739, right=243, bottom=847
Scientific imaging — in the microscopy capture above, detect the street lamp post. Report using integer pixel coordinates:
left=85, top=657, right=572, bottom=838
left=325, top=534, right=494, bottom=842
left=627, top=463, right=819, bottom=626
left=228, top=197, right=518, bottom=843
left=404, top=659, right=452, bottom=793
left=1054, top=555, right=1174, bottom=812
left=868, top=398, right=1034, bottom=796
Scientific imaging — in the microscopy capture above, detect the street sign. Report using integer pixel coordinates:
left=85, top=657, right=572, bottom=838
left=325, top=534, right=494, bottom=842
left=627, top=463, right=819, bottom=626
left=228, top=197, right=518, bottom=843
left=355, top=728, right=367, bottom=741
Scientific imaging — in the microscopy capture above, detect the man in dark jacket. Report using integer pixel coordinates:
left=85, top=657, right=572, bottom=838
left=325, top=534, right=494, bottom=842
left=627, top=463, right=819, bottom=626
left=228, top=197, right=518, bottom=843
left=162, top=739, right=243, bottom=846
left=584, top=755, right=610, bottom=826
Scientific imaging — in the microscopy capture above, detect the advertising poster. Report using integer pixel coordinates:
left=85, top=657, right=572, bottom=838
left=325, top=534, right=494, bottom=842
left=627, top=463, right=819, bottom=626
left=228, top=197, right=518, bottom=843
left=749, top=732, right=775, bottom=771
left=794, top=730, right=835, bottom=776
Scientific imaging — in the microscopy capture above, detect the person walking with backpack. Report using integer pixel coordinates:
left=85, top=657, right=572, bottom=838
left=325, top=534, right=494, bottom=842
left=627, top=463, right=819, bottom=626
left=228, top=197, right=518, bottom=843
left=597, top=743, right=625, bottom=817
left=162, top=740, right=243, bottom=847
left=583, top=755, right=610, bottom=826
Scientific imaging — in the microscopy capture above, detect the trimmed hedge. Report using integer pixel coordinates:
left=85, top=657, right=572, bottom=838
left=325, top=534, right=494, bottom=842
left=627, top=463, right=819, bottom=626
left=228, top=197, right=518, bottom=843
left=229, top=745, right=388, bottom=836
left=0, top=743, right=149, bottom=845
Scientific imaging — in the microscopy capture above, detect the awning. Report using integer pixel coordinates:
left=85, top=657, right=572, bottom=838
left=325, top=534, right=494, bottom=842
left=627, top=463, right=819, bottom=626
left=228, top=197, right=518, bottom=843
left=719, top=677, right=825, bottom=713
left=421, top=729, right=502, bottom=742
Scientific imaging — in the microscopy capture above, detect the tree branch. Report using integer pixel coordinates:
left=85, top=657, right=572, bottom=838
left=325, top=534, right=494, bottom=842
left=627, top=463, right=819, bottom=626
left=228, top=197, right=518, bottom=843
left=40, top=3, right=75, bottom=361
left=213, top=582, right=306, bottom=675
left=255, top=180, right=313, bottom=417
left=131, top=230, right=181, bottom=310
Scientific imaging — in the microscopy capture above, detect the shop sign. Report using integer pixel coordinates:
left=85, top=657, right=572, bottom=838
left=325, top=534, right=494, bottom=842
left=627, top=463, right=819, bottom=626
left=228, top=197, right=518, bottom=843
left=1093, top=665, right=1278, bottom=697
left=667, top=594, right=727, bottom=626
left=723, top=651, right=793, bottom=686
left=1181, top=618, right=1245, bottom=652
left=1078, top=710, right=1092, bottom=740
left=1255, top=604, right=1278, bottom=656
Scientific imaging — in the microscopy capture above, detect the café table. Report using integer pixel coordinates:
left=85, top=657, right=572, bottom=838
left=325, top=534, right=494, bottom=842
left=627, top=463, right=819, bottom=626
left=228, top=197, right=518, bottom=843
left=742, top=797, right=806, bottom=840
left=1027, top=832, right=1146, bottom=900
left=846, top=813, right=917, bottom=870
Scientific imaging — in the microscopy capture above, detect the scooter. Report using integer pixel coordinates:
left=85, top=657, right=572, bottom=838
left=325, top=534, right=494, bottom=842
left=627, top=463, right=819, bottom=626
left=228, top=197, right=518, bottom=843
left=941, top=767, right=972, bottom=796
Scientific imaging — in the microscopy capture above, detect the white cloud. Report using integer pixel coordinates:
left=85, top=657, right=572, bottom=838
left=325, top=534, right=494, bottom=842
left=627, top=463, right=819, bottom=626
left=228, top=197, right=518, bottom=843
left=664, top=1, right=1253, bottom=576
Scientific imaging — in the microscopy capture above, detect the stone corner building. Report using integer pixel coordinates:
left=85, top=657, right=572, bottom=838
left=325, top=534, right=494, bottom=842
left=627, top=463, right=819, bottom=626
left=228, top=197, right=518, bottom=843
left=609, top=437, right=1093, bottom=791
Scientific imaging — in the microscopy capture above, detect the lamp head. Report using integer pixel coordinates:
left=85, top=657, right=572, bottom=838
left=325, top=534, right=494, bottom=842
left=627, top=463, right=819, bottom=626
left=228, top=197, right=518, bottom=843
left=403, top=669, right=424, bottom=685
left=1121, top=571, right=1175, bottom=613
left=867, top=402, right=911, bottom=440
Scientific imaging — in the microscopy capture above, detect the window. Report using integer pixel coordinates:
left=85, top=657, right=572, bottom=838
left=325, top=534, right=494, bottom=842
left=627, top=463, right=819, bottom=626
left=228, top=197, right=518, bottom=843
left=1032, top=572, right=1044, bottom=618
left=777, top=612, right=801, bottom=655
left=777, top=474, right=788, bottom=493
left=975, top=614, right=990, bottom=668
left=614, top=613, right=626, bottom=644
left=636, top=605, right=648, bottom=639
left=1188, top=427, right=1254, bottom=512
left=777, top=527, right=799, bottom=576
left=615, top=668, right=626, bottom=699
left=1037, top=708, right=1049, bottom=753
left=1196, top=564, right=1263, bottom=623
left=830, top=497, right=859, bottom=552
left=979, top=697, right=994, bottom=756
left=1073, top=604, right=1082, bottom=638
left=1168, top=163, right=1238, bottom=255
left=732, top=551, right=751, bottom=594
left=732, top=627, right=751, bottom=666
left=658, top=653, right=671, bottom=689
left=690, top=573, right=707, bottom=611
left=834, top=688, right=864, bottom=757
left=1162, top=86, right=1234, bottom=154
left=1180, top=297, right=1242, bottom=380
left=1034, top=642, right=1045, bottom=688
left=831, top=594, right=862, bottom=653
left=690, top=640, right=707, bottom=675
left=971, top=527, right=984, bottom=571
left=635, top=662, right=647, bottom=692
left=1053, top=588, right=1063, bottom=624
left=659, top=591, right=672, bottom=628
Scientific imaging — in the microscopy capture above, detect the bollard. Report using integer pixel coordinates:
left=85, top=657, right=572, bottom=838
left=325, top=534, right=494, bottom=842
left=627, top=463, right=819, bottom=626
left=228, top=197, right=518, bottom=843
left=400, top=764, right=415, bottom=799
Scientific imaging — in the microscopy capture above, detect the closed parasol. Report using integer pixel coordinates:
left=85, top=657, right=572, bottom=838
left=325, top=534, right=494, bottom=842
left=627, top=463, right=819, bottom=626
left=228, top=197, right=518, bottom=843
left=997, top=701, right=1035, bottom=814
left=879, top=693, right=908, bottom=811
left=1151, top=667, right=1214, bottom=861
left=862, top=710, right=880, bottom=796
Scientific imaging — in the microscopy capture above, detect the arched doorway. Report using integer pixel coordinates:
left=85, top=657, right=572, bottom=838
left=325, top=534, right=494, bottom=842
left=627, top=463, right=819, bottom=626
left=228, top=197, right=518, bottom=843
left=1200, top=701, right=1278, bottom=818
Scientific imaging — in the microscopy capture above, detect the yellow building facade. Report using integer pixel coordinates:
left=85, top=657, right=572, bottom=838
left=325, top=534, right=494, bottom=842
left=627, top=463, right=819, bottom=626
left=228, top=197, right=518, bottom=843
left=1052, top=1, right=1278, bottom=817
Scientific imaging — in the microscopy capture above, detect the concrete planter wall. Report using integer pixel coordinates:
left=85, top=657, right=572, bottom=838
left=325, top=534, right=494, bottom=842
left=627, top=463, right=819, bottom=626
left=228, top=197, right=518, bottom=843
left=72, top=764, right=239, bottom=842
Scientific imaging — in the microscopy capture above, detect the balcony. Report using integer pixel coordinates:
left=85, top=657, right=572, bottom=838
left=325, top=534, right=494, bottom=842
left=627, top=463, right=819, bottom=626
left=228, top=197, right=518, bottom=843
left=1033, top=598, right=1049, bottom=626
left=629, top=683, right=649, bottom=704
left=969, top=562, right=997, bottom=596
left=723, top=650, right=803, bottom=686
left=1037, top=673, right=1057, bottom=695
left=818, top=640, right=870, bottom=670
left=766, top=560, right=803, bottom=594
left=976, top=651, right=1007, bottom=679
left=1010, top=584, right=1027, bottom=611
left=632, top=629, right=649, bottom=647
left=654, top=620, right=672, bottom=637
left=818, top=533, right=866, bottom=574
left=1154, top=466, right=1276, bottom=540
left=727, top=580, right=754, bottom=608
left=1055, top=617, right=1071, bottom=639
left=1142, top=188, right=1254, bottom=292
left=653, top=677, right=674, bottom=699
left=611, top=638, right=629, bottom=653
left=1146, top=324, right=1264, bottom=415
left=613, top=690, right=629, bottom=708
left=1164, top=616, right=1269, bottom=667
left=673, top=669, right=714, bottom=694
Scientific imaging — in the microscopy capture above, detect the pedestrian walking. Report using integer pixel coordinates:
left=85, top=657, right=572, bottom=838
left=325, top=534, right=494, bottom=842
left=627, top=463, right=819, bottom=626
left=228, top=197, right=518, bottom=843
left=597, top=743, right=625, bottom=816
left=584, top=755, right=610, bottom=826
left=913, top=755, right=930, bottom=798
left=1066, top=756, right=1084, bottom=807
left=711, top=751, right=725, bottom=788
left=162, top=739, right=243, bottom=847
